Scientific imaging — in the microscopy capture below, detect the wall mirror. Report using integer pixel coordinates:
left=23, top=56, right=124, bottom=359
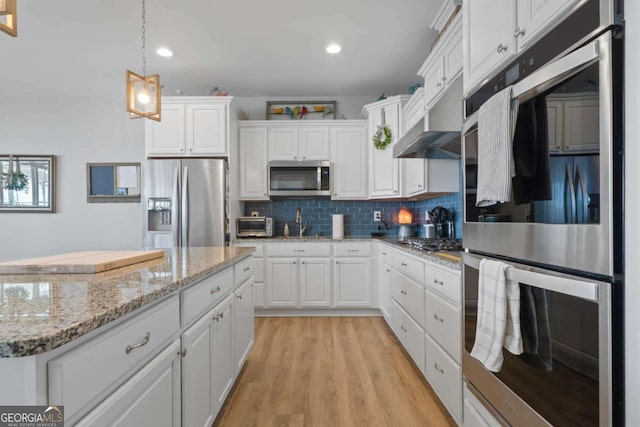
left=87, top=163, right=141, bottom=203
left=0, top=155, right=56, bottom=213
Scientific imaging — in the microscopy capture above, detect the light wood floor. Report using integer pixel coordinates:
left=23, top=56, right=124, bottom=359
left=214, top=317, right=456, bottom=427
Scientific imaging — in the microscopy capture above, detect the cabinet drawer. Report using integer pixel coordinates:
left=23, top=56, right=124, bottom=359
left=425, top=263, right=460, bottom=305
left=182, top=267, right=234, bottom=326
left=425, top=289, right=461, bottom=363
left=425, top=333, right=462, bottom=422
left=266, top=243, right=330, bottom=257
left=378, top=244, right=392, bottom=263
left=334, top=243, right=371, bottom=257
left=391, top=270, right=425, bottom=328
left=391, top=300, right=425, bottom=373
left=251, top=257, right=264, bottom=282
left=234, top=257, right=254, bottom=285
left=392, top=250, right=425, bottom=283
left=49, top=296, right=180, bottom=423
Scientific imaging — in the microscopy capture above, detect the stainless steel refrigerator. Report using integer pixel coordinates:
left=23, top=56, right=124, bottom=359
left=142, top=158, right=228, bottom=248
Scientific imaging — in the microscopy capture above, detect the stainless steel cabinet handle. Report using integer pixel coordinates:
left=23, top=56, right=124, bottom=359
left=237, top=294, right=243, bottom=300
left=400, top=325, right=407, bottom=332
left=189, top=148, right=193, bottom=152
left=336, top=261, right=339, bottom=264
left=303, top=156, right=306, bottom=159
left=210, top=286, right=221, bottom=295
left=496, top=43, right=507, bottom=53
left=433, top=278, right=444, bottom=286
left=434, top=362, right=444, bottom=374
left=293, top=261, right=296, bottom=265
left=386, top=269, right=391, bottom=272
left=441, top=76, right=446, bottom=82
left=213, top=314, right=221, bottom=322
left=401, top=262, right=408, bottom=267
left=433, top=313, right=444, bottom=323
left=436, top=82, right=442, bottom=87
left=400, top=290, right=407, bottom=295
left=243, top=267, right=250, bottom=272
left=347, top=249, right=359, bottom=253
left=381, top=252, right=387, bottom=256
left=513, top=27, right=525, bottom=38
left=302, top=261, right=306, bottom=264
left=125, top=332, right=151, bottom=354
left=293, top=249, right=305, bottom=253
left=178, top=349, right=187, bottom=357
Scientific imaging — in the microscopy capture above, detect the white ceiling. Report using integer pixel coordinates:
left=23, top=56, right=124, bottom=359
left=0, top=0, right=444, bottom=99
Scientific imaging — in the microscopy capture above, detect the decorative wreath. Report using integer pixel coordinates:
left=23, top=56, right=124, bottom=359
left=373, top=125, right=392, bottom=150
left=2, top=171, right=29, bottom=191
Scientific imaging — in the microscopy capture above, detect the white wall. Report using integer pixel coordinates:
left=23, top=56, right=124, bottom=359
left=234, top=95, right=377, bottom=120
left=625, top=0, right=640, bottom=423
left=0, top=97, right=145, bottom=261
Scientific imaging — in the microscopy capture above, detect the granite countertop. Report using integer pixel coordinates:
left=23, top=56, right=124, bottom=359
left=234, top=236, right=462, bottom=270
left=0, top=247, right=254, bottom=358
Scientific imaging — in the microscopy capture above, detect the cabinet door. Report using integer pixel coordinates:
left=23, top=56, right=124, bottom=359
left=181, top=309, right=215, bottom=427
left=546, top=99, right=564, bottom=153
left=234, top=279, right=254, bottom=372
left=378, top=261, right=392, bottom=323
left=266, top=258, right=298, bottom=307
left=76, top=341, right=181, bottom=427
left=562, top=97, right=599, bottom=152
left=463, top=0, right=516, bottom=95
left=424, top=57, right=445, bottom=108
left=330, top=126, right=368, bottom=199
left=145, top=103, right=186, bottom=156
left=516, top=0, right=579, bottom=52
left=404, top=158, right=426, bottom=197
left=212, top=295, right=234, bottom=414
left=369, top=105, right=401, bottom=198
left=300, top=258, right=332, bottom=307
left=186, top=104, right=227, bottom=155
left=299, top=126, right=330, bottom=160
left=268, top=127, right=299, bottom=160
left=239, top=127, right=269, bottom=200
left=442, top=15, right=463, bottom=84
left=334, top=258, right=371, bottom=307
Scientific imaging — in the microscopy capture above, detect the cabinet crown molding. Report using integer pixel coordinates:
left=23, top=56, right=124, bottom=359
left=431, top=0, right=462, bottom=32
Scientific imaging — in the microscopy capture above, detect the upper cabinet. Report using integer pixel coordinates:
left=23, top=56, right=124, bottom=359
left=330, top=124, right=368, bottom=200
left=418, top=12, right=463, bottom=109
left=547, top=93, right=599, bottom=154
left=145, top=97, right=233, bottom=157
left=362, top=96, right=410, bottom=199
left=463, top=0, right=579, bottom=96
left=268, top=125, right=329, bottom=161
left=239, top=126, right=269, bottom=200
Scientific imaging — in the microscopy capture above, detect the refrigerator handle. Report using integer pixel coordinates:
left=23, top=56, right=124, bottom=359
left=564, top=163, right=576, bottom=223
left=574, top=164, right=588, bottom=224
left=182, top=166, right=189, bottom=246
left=172, top=165, right=180, bottom=247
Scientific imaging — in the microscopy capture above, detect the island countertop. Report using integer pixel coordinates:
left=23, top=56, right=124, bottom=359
left=0, top=247, right=254, bottom=358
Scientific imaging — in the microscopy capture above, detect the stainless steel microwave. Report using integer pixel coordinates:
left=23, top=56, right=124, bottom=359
left=268, top=161, right=330, bottom=197
left=236, top=216, right=273, bottom=238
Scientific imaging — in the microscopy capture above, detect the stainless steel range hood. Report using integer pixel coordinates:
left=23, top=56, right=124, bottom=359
left=393, top=118, right=461, bottom=159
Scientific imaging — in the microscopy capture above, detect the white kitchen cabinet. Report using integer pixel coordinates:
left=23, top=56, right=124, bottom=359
left=463, top=382, right=503, bottom=427
left=268, top=125, right=329, bottom=161
left=76, top=340, right=181, bottom=427
left=266, top=258, right=298, bottom=307
left=391, top=269, right=426, bottom=328
left=363, top=96, right=410, bottom=198
left=378, top=257, right=393, bottom=325
left=391, top=300, right=426, bottom=373
left=464, top=0, right=581, bottom=95
left=233, top=243, right=265, bottom=307
left=300, top=258, right=332, bottom=307
left=330, top=124, right=368, bottom=200
left=425, top=333, right=462, bottom=423
left=424, top=58, right=446, bottom=108
left=547, top=99, right=564, bottom=152
left=211, top=294, right=235, bottom=413
left=547, top=93, right=599, bottom=154
left=334, top=258, right=371, bottom=307
left=234, top=278, right=254, bottom=372
left=145, top=97, right=232, bottom=157
left=239, top=126, right=269, bottom=200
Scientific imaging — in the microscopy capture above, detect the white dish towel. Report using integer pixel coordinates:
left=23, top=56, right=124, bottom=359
left=470, top=258, right=523, bottom=372
left=475, top=86, right=519, bottom=207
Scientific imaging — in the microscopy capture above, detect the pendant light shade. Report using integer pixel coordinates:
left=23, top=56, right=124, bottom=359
left=126, top=0, right=161, bottom=121
left=126, top=70, right=161, bottom=121
left=0, top=0, right=17, bottom=37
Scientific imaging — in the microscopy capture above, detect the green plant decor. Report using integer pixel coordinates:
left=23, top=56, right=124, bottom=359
left=2, top=171, right=29, bottom=192
left=372, top=125, right=392, bottom=150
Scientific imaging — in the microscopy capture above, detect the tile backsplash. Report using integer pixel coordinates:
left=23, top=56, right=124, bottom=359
left=244, top=164, right=463, bottom=238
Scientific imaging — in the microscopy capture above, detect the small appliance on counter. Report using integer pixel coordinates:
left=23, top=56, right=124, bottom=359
left=396, top=207, right=416, bottom=239
left=236, top=216, right=273, bottom=238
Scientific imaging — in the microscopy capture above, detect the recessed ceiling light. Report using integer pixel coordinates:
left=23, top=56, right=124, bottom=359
left=326, top=44, right=342, bottom=54
left=156, top=47, right=174, bottom=58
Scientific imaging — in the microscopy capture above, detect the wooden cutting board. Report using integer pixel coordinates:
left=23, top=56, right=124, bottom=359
left=0, top=250, right=165, bottom=274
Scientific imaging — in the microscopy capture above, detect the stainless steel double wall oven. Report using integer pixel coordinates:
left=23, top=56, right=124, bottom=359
left=462, top=0, right=624, bottom=425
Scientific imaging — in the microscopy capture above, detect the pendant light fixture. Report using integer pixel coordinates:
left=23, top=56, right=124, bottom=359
left=126, top=0, right=161, bottom=121
left=0, top=0, right=17, bottom=37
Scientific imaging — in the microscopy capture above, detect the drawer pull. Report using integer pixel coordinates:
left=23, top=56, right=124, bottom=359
left=210, top=286, right=222, bottom=295
left=178, top=349, right=187, bottom=358
left=213, top=313, right=223, bottom=322
left=400, top=325, right=407, bottom=332
left=125, top=332, right=151, bottom=354
left=496, top=43, right=507, bottom=53
left=293, top=249, right=305, bottom=253
left=401, top=262, right=408, bottom=267
left=243, top=267, right=250, bottom=272
left=400, top=290, right=407, bottom=295
left=347, top=249, right=359, bottom=253
left=433, top=313, right=444, bottom=323
left=302, top=261, right=306, bottom=264
left=434, top=362, right=445, bottom=374
left=381, top=252, right=387, bottom=256
left=433, top=278, right=444, bottom=286
left=504, top=400, right=517, bottom=413
left=386, top=268, right=391, bottom=273
left=237, top=294, right=243, bottom=300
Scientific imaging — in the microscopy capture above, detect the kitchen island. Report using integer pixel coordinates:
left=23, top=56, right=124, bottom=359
left=0, top=246, right=255, bottom=426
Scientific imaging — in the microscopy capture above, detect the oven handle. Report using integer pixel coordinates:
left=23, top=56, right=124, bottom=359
left=574, top=164, right=588, bottom=224
left=513, top=36, right=600, bottom=105
left=463, top=253, right=598, bottom=302
left=565, top=163, right=577, bottom=223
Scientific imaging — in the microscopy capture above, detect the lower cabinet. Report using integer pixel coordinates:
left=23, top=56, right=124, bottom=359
left=212, top=295, right=235, bottom=412
left=234, top=278, right=255, bottom=371
left=425, top=333, right=462, bottom=422
left=76, top=340, right=182, bottom=427
left=378, top=259, right=392, bottom=324
left=266, top=258, right=298, bottom=307
left=463, top=382, right=503, bottom=427
left=334, top=258, right=371, bottom=307
left=391, top=300, right=426, bottom=373
left=300, top=258, right=332, bottom=307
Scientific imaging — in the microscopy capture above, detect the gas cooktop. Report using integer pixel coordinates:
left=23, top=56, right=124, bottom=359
left=397, top=238, right=463, bottom=252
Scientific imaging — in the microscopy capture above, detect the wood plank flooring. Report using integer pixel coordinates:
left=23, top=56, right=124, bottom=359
left=214, top=317, right=456, bottom=427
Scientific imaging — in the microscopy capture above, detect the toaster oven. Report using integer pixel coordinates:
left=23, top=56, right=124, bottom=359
left=236, top=216, right=273, bottom=238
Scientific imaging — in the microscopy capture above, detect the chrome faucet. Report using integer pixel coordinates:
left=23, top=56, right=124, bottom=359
left=295, top=208, right=307, bottom=237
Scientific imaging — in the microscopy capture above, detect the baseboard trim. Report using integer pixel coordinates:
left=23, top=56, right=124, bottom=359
left=255, top=308, right=383, bottom=317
